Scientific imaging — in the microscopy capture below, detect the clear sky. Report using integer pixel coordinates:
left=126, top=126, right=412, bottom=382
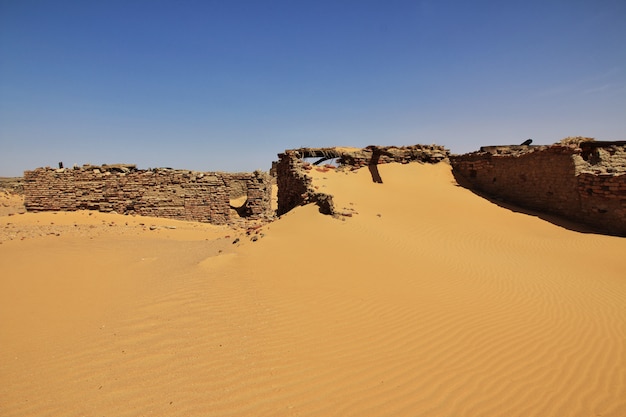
left=1, top=0, right=625, bottom=176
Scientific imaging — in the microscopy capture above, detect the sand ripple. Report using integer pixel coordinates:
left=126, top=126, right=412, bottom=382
left=2, top=163, right=625, bottom=416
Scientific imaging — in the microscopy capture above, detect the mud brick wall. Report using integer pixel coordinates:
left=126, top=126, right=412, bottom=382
left=450, top=144, right=626, bottom=236
left=577, top=173, right=626, bottom=234
left=450, top=146, right=581, bottom=216
left=23, top=166, right=272, bottom=225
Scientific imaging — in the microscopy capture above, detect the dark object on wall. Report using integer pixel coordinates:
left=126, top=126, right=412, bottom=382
left=520, top=139, right=532, bottom=146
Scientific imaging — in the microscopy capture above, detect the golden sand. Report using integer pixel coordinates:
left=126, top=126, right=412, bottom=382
left=1, top=162, right=625, bottom=416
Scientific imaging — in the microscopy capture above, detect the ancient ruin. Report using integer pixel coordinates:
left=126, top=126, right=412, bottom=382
left=18, top=139, right=626, bottom=235
left=450, top=139, right=626, bottom=236
left=275, top=144, right=450, bottom=216
left=23, top=164, right=272, bottom=225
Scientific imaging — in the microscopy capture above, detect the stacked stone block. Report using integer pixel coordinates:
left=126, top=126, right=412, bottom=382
left=338, top=144, right=449, bottom=167
left=450, top=143, right=626, bottom=236
left=24, top=165, right=272, bottom=225
left=577, top=173, right=626, bottom=234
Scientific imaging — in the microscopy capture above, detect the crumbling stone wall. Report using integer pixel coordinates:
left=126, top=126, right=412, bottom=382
left=338, top=144, right=448, bottom=167
left=24, top=164, right=272, bottom=225
left=275, top=151, right=335, bottom=216
left=450, top=142, right=626, bottom=236
left=276, top=144, right=450, bottom=216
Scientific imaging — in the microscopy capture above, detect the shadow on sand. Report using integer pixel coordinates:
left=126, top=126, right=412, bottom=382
left=450, top=170, right=604, bottom=235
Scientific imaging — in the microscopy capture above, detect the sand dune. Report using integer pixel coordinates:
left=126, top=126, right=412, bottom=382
left=1, top=162, right=625, bottom=416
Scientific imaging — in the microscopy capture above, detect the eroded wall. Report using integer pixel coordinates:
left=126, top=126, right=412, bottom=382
left=450, top=143, right=626, bottom=236
left=24, top=165, right=272, bottom=225
left=21, top=142, right=626, bottom=235
left=276, top=144, right=450, bottom=216
left=275, top=151, right=335, bottom=216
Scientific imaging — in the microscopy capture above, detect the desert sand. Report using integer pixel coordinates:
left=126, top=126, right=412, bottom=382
left=1, top=162, right=625, bottom=416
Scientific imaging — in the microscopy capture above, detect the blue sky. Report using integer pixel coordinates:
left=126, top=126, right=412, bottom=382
left=1, top=0, right=625, bottom=176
